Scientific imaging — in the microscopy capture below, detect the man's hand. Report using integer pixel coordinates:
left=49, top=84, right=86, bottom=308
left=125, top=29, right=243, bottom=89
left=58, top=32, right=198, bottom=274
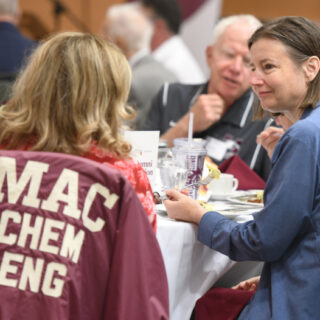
left=163, top=189, right=206, bottom=224
left=160, top=93, right=225, bottom=147
left=189, top=94, right=225, bottom=132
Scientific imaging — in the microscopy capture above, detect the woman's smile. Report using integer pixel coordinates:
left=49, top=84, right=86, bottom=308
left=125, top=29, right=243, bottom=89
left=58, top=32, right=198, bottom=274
left=257, top=90, right=272, bottom=98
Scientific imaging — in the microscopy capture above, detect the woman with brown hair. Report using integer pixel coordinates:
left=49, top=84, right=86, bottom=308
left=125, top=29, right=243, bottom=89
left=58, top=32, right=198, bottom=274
left=164, top=16, right=320, bottom=318
left=0, top=32, right=156, bottom=232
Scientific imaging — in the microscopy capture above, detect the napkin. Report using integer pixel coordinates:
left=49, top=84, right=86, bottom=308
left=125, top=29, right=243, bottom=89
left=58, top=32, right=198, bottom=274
left=195, top=287, right=255, bottom=320
left=218, top=155, right=266, bottom=190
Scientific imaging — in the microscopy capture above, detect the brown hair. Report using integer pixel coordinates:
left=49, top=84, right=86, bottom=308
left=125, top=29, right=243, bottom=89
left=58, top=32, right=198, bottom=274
left=0, top=32, right=134, bottom=157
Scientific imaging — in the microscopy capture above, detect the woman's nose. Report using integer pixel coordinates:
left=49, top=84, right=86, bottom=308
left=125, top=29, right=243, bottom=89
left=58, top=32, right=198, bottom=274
left=249, top=72, right=264, bottom=86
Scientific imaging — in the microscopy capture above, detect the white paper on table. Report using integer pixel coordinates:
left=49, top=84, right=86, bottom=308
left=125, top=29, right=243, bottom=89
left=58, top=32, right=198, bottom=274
left=206, top=137, right=235, bottom=162
left=123, top=130, right=160, bottom=189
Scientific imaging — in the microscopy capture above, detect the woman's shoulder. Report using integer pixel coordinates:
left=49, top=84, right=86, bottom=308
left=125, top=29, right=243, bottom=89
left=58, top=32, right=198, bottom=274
left=112, top=156, right=143, bottom=172
left=281, top=108, right=320, bottom=153
left=87, top=144, right=141, bottom=170
left=290, top=108, right=320, bottom=137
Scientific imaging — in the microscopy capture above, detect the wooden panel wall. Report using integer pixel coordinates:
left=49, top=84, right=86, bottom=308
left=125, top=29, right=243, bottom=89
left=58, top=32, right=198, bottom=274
left=19, top=0, right=126, bottom=39
left=222, top=0, right=320, bottom=21
left=19, top=0, right=320, bottom=40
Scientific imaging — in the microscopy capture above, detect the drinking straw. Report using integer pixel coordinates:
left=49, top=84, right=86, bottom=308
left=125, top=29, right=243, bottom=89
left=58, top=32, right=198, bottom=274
left=188, top=112, right=194, bottom=145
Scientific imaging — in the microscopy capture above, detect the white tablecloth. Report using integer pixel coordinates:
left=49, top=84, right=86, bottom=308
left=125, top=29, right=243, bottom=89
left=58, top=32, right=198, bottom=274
left=156, top=202, right=260, bottom=320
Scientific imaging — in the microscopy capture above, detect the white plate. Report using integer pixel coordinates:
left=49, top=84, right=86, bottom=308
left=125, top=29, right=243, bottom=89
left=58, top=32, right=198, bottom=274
left=156, top=199, right=258, bottom=220
left=210, top=191, right=241, bottom=201
left=213, top=199, right=259, bottom=218
left=217, top=209, right=257, bottom=218
left=210, top=190, right=249, bottom=201
left=227, top=190, right=264, bottom=208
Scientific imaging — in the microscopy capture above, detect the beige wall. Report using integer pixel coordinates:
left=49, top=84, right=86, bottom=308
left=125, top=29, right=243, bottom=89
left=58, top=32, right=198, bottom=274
left=20, top=0, right=125, bottom=38
left=222, top=0, right=320, bottom=21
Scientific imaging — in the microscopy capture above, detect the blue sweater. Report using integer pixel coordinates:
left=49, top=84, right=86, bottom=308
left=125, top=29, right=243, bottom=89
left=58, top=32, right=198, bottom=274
left=199, top=105, right=320, bottom=319
left=0, top=22, right=37, bottom=74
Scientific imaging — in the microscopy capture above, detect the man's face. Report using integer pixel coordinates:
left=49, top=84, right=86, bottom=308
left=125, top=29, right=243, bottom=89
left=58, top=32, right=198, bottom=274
left=206, top=24, right=253, bottom=105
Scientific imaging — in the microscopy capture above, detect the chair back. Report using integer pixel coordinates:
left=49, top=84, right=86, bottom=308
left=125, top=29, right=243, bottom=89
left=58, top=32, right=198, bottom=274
left=0, top=150, right=168, bottom=320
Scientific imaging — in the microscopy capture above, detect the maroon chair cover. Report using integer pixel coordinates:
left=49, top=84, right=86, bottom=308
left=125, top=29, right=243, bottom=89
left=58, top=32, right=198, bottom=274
left=195, top=287, right=255, bottom=320
left=218, top=155, right=266, bottom=190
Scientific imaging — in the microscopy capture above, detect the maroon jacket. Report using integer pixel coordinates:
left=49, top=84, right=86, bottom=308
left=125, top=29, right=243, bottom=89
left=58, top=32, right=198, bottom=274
left=0, top=150, right=169, bottom=320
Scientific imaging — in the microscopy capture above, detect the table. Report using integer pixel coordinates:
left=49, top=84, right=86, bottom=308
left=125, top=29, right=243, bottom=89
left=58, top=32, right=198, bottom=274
left=156, top=202, right=262, bottom=320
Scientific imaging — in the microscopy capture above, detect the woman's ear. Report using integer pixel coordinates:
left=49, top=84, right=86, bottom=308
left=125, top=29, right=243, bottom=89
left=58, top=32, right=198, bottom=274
left=303, top=56, right=320, bottom=82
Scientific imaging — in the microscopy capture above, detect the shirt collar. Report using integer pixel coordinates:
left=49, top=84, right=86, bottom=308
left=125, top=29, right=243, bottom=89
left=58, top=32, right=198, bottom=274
left=153, top=35, right=181, bottom=60
left=300, top=104, right=319, bottom=120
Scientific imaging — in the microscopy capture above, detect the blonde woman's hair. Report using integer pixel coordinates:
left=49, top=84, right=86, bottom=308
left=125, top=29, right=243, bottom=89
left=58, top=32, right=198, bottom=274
left=0, top=32, right=134, bottom=157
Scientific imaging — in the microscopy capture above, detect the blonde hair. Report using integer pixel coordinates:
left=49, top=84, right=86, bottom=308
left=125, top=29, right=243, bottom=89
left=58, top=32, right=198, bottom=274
left=0, top=32, right=134, bottom=157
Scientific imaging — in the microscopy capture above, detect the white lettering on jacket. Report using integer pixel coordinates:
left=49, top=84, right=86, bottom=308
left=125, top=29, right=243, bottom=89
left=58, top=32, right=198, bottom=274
left=0, top=156, right=120, bottom=298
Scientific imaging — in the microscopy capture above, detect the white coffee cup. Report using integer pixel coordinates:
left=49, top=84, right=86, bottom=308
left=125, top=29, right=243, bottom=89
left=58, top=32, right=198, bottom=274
left=209, top=173, right=239, bottom=195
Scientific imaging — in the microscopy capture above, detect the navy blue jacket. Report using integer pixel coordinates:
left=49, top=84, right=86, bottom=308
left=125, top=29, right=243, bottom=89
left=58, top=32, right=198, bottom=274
left=0, top=22, right=37, bottom=74
left=199, top=105, right=320, bottom=319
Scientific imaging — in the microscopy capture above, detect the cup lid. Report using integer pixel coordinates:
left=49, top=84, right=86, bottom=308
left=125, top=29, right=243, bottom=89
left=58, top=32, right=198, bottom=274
left=173, top=137, right=207, bottom=148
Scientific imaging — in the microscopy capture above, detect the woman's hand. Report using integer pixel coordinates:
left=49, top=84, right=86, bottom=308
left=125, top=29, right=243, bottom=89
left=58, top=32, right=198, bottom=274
left=232, top=276, right=260, bottom=291
left=163, top=189, right=206, bottom=224
left=256, top=127, right=284, bottom=158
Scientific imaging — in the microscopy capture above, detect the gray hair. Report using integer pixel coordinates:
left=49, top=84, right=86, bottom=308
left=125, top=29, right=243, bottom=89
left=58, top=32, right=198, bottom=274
left=212, top=14, right=262, bottom=45
left=106, top=2, right=153, bottom=52
left=0, top=0, right=18, bottom=16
